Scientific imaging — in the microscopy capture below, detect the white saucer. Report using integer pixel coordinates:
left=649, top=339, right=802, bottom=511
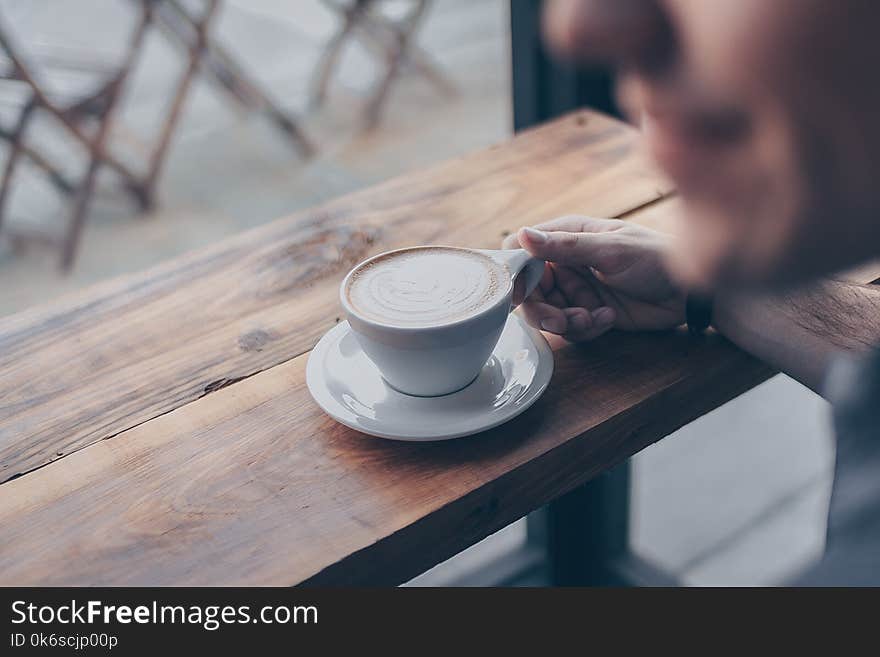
left=306, top=314, right=554, bottom=441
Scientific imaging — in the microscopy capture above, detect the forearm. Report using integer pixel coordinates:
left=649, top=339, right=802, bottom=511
left=714, top=280, right=880, bottom=393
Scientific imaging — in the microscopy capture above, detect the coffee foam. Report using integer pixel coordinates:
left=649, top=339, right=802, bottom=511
left=345, top=247, right=509, bottom=327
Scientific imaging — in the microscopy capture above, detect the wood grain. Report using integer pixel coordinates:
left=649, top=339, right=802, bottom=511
left=0, top=325, right=773, bottom=586
left=0, top=111, right=671, bottom=481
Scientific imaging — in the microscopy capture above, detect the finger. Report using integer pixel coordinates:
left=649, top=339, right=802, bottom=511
left=545, top=286, right=568, bottom=308
left=561, top=306, right=616, bottom=342
left=501, top=232, right=523, bottom=250
left=552, top=264, right=603, bottom=309
left=533, top=214, right=624, bottom=234
left=507, top=216, right=620, bottom=252
left=518, top=226, right=618, bottom=268
left=519, top=299, right=568, bottom=335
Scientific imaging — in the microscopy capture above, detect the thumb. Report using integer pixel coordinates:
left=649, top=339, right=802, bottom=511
left=518, top=226, right=613, bottom=268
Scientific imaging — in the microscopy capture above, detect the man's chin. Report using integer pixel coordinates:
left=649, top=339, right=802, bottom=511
left=663, top=248, right=722, bottom=294
left=665, top=245, right=823, bottom=295
left=663, top=207, right=804, bottom=292
left=663, top=236, right=782, bottom=294
left=662, top=223, right=735, bottom=292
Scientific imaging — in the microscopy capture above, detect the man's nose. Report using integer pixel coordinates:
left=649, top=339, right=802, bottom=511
left=542, top=0, right=674, bottom=73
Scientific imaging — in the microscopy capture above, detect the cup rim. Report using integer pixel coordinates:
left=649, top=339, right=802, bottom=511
left=339, top=245, right=514, bottom=333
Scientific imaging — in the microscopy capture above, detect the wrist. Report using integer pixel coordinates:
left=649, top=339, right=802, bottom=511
left=711, top=288, right=755, bottom=341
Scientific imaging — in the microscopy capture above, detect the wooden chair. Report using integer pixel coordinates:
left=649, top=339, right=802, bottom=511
left=0, top=3, right=153, bottom=270
left=311, top=0, right=454, bottom=127
left=0, top=0, right=313, bottom=271
left=148, top=0, right=313, bottom=156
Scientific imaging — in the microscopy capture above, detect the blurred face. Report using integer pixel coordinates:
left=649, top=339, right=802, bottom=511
left=545, top=0, right=880, bottom=290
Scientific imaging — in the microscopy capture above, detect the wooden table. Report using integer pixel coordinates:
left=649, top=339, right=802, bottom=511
left=0, top=111, right=775, bottom=585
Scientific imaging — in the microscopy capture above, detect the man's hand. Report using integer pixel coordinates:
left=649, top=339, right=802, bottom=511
left=504, top=215, right=685, bottom=341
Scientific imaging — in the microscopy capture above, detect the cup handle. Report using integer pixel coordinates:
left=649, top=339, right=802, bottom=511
left=479, top=249, right=545, bottom=309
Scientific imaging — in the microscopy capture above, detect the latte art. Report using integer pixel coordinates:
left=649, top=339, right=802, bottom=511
left=346, top=247, right=509, bottom=327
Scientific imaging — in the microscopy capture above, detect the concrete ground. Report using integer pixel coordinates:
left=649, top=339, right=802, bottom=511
left=0, top=0, right=832, bottom=586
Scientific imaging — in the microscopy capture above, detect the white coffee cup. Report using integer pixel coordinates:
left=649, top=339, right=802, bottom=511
left=340, top=246, right=544, bottom=396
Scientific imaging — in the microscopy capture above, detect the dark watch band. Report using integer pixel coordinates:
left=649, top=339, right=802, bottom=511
left=685, top=293, right=714, bottom=335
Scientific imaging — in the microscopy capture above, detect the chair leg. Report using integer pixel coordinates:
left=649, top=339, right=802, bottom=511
left=58, top=3, right=152, bottom=270
left=203, top=45, right=313, bottom=155
left=356, top=7, right=447, bottom=91
left=309, top=4, right=363, bottom=109
left=404, top=44, right=456, bottom=96
left=60, top=158, right=100, bottom=272
left=155, top=0, right=313, bottom=156
left=357, top=0, right=440, bottom=127
left=141, top=0, right=220, bottom=206
left=60, top=78, right=124, bottom=271
left=0, top=5, right=153, bottom=205
left=364, top=44, right=403, bottom=128
left=0, top=99, right=36, bottom=234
